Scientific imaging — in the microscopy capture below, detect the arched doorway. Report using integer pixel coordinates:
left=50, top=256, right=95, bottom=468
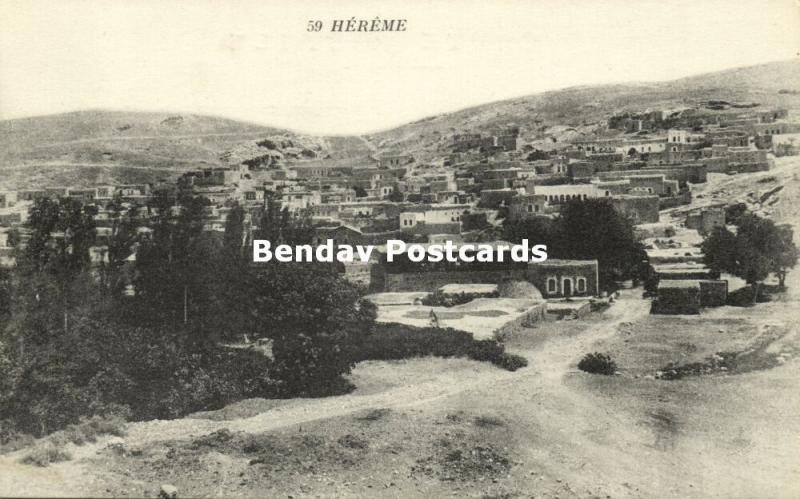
left=562, top=278, right=572, bottom=297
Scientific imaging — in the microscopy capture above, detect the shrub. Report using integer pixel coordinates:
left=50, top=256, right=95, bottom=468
left=0, top=421, right=35, bottom=454
left=494, top=353, right=528, bottom=372
left=727, top=285, right=772, bottom=306
left=467, top=340, right=505, bottom=362
left=20, top=444, right=72, bottom=467
left=337, top=434, right=368, bottom=449
left=361, top=325, right=528, bottom=372
left=473, top=415, right=505, bottom=428
left=421, top=290, right=494, bottom=307
left=578, top=352, right=617, bottom=375
left=47, top=415, right=128, bottom=448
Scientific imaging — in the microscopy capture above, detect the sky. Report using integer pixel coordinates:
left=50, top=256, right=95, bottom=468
left=0, top=0, right=799, bottom=135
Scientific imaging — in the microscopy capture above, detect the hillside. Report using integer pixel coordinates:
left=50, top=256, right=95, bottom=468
left=2, top=59, right=800, bottom=189
left=365, top=58, right=800, bottom=160
left=0, top=110, right=375, bottom=189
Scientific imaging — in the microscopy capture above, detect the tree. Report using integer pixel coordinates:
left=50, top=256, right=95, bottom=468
left=223, top=202, right=246, bottom=255
left=702, top=214, right=799, bottom=297
left=557, top=199, right=646, bottom=290
left=772, top=224, right=798, bottom=288
left=502, top=199, right=646, bottom=290
left=256, top=195, right=313, bottom=245
left=502, top=216, right=560, bottom=250
left=701, top=226, right=737, bottom=275
left=16, top=197, right=97, bottom=335
left=386, top=190, right=404, bottom=202
left=250, top=262, right=376, bottom=396
left=133, top=193, right=216, bottom=333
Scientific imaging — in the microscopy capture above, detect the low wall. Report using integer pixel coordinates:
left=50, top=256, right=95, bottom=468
left=494, top=302, right=548, bottom=340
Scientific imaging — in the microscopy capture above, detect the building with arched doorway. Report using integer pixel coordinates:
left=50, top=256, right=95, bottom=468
left=526, top=259, right=599, bottom=298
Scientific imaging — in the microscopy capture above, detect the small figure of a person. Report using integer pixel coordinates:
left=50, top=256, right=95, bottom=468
left=429, top=309, right=440, bottom=328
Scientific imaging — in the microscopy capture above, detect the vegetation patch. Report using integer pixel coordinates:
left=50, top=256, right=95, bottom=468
left=19, top=444, right=72, bottom=467
left=355, top=408, right=392, bottom=422
left=337, top=434, right=369, bottom=449
left=413, top=440, right=511, bottom=482
left=361, top=324, right=528, bottom=371
left=657, top=326, right=790, bottom=379
left=578, top=352, right=617, bottom=375
left=473, top=415, right=505, bottom=428
left=421, top=290, right=498, bottom=307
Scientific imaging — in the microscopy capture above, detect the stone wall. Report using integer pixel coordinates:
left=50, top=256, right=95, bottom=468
left=494, top=302, right=548, bottom=340
left=651, top=285, right=701, bottom=314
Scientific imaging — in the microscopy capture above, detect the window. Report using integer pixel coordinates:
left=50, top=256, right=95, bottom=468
left=546, top=278, right=557, bottom=294
left=527, top=204, right=533, bottom=212
left=534, top=204, right=540, bottom=212
left=576, top=277, right=587, bottom=293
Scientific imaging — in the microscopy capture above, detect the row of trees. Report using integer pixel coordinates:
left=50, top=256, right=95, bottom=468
left=0, top=192, right=375, bottom=436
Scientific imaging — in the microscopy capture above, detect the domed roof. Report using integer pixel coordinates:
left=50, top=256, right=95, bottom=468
left=497, top=280, right=544, bottom=301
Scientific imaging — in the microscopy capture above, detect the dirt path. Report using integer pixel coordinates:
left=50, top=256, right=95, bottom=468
left=119, top=292, right=648, bottom=447
left=0, top=292, right=650, bottom=497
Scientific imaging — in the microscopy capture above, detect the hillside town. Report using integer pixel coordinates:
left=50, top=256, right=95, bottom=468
left=1, top=101, right=796, bottom=326
left=5, top=0, right=800, bottom=493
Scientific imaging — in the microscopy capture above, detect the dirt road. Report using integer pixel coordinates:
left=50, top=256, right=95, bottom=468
left=0, top=292, right=650, bottom=497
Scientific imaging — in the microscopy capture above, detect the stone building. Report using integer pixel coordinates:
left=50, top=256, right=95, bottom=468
left=609, top=195, right=660, bottom=224
left=526, top=259, right=599, bottom=298
left=507, top=194, right=549, bottom=221
left=651, top=280, right=701, bottom=314
left=686, top=207, right=725, bottom=235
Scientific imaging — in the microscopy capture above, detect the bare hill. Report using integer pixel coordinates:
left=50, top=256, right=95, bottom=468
left=2, top=59, right=800, bottom=187
left=364, top=59, right=800, bottom=160
left=0, top=110, right=375, bottom=188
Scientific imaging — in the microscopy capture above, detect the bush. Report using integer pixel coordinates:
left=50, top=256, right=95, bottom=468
left=361, top=325, right=528, bottom=372
left=0, top=420, right=35, bottom=454
left=494, top=353, right=528, bottom=372
left=727, top=285, right=772, bottom=306
left=578, top=352, right=617, bottom=375
left=20, top=444, right=72, bottom=467
left=421, top=290, right=494, bottom=307
left=47, top=415, right=128, bottom=449
left=467, top=340, right=505, bottom=362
